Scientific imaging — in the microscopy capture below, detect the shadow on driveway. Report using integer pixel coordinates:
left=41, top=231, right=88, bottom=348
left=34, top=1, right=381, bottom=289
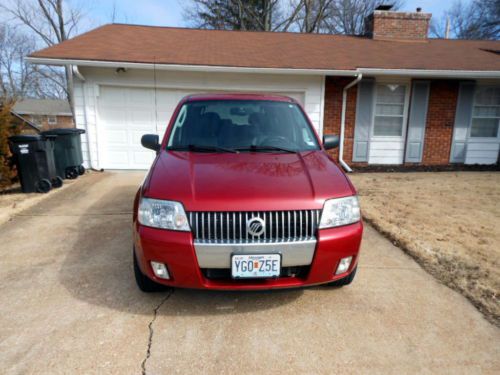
left=58, top=183, right=303, bottom=316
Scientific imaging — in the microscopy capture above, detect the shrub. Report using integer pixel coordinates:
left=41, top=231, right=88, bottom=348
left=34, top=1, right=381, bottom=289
left=0, top=101, right=20, bottom=188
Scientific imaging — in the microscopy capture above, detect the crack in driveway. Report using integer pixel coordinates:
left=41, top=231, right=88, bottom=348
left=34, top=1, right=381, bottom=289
left=141, top=289, right=174, bottom=375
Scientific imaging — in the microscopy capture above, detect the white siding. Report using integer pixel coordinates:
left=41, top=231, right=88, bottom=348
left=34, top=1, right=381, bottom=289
left=465, top=140, right=500, bottom=164
left=74, top=67, right=324, bottom=169
left=368, top=140, right=405, bottom=164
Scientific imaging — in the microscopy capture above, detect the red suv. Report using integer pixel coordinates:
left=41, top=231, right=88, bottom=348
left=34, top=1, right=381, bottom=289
left=133, top=93, right=362, bottom=291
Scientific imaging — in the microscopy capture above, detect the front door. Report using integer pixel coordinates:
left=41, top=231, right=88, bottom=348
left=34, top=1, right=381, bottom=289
left=368, top=83, right=410, bottom=164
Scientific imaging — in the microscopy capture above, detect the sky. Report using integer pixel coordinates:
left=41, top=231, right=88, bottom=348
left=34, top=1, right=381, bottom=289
left=84, top=0, right=463, bottom=29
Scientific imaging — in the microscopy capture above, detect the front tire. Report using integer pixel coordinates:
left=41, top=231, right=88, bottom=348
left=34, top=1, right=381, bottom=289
left=324, top=266, right=357, bottom=287
left=133, top=250, right=170, bottom=293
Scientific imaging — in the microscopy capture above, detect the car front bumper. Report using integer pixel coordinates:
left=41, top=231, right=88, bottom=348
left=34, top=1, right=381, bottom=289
left=133, top=221, right=363, bottom=290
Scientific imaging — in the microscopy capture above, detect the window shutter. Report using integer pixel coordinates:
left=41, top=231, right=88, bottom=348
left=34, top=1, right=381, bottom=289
left=450, top=81, right=475, bottom=163
left=405, top=81, right=430, bottom=163
left=352, top=78, right=375, bottom=162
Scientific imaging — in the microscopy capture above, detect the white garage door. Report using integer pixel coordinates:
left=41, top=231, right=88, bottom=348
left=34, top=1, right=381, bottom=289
left=97, top=86, right=305, bottom=169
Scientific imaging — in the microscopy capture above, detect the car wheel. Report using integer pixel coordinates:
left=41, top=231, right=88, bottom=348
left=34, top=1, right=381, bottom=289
left=324, top=266, right=357, bottom=287
left=133, top=250, right=170, bottom=293
left=78, top=165, right=85, bottom=175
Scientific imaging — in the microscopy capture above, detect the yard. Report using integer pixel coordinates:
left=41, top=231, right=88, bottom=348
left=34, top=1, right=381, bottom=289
left=350, top=172, right=500, bottom=326
left=0, top=179, right=78, bottom=226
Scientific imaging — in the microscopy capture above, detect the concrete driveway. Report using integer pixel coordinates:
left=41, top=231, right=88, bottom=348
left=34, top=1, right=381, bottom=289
left=0, top=172, right=498, bottom=374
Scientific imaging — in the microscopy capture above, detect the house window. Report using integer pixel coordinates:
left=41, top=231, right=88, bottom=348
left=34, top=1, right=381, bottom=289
left=373, top=84, right=407, bottom=136
left=47, top=116, right=57, bottom=125
left=471, top=86, right=500, bottom=138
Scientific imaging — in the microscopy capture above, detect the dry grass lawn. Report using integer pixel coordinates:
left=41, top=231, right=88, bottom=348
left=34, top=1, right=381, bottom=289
left=350, top=172, right=500, bottom=326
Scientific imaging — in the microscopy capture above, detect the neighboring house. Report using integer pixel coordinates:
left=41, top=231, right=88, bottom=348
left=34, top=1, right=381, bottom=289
left=12, top=99, right=74, bottom=132
left=27, top=6, right=500, bottom=170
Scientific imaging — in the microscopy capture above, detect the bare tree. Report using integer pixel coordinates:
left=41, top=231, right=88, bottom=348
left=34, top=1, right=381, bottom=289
left=184, top=0, right=339, bottom=32
left=184, top=0, right=284, bottom=31
left=0, top=25, right=36, bottom=99
left=184, top=0, right=405, bottom=35
left=431, top=0, right=500, bottom=40
left=1, top=0, right=86, bottom=110
left=0, top=24, right=63, bottom=100
left=290, top=0, right=333, bottom=33
left=321, top=0, right=405, bottom=35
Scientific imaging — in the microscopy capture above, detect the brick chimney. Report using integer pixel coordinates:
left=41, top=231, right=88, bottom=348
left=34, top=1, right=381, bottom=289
left=365, top=5, right=432, bottom=41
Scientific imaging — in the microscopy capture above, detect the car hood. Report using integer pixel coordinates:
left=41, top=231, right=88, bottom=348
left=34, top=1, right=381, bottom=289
left=143, top=150, right=354, bottom=211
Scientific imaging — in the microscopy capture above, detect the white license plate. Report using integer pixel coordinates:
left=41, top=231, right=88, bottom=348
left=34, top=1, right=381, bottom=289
left=231, top=254, right=281, bottom=279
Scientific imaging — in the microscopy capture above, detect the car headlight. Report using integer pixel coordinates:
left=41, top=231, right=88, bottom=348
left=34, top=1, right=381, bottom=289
left=138, top=197, right=190, bottom=231
left=319, top=196, right=360, bottom=229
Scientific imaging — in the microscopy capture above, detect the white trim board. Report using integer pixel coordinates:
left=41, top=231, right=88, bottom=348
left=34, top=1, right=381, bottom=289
left=27, top=57, right=500, bottom=79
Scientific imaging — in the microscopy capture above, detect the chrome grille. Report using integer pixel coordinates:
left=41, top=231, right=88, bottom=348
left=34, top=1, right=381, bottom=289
left=188, top=210, right=321, bottom=243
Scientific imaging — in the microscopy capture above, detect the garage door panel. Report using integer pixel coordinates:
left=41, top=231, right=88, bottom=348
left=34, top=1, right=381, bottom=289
left=97, top=86, right=308, bottom=169
left=106, top=150, right=129, bottom=165
left=157, top=90, right=186, bottom=103
left=100, top=109, right=127, bottom=124
left=128, top=88, right=154, bottom=104
left=105, top=130, right=128, bottom=145
left=133, top=151, right=155, bottom=165
left=100, top=87, right=126, bottom=104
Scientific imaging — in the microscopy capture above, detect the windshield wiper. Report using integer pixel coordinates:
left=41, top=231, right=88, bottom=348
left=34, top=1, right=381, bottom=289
left=236, top=144, right=297, bottom=154
left=167, top=144, right=239, bottom=153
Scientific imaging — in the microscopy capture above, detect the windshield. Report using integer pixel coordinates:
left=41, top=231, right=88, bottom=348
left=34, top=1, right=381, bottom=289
left=166, top=100, right=320, bottom=152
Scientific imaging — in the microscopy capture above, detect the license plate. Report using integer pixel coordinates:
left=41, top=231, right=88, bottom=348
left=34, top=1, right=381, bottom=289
left=231, top=254, right=281, bottom=279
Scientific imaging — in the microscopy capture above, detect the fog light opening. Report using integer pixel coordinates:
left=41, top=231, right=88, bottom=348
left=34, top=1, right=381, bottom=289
left=151, top=261, right=170, bottom=279
left=335, top=256, right=352, bottom=275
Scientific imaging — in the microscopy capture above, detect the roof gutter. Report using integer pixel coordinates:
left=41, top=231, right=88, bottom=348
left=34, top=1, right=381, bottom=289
left=357, top=68, right=500, bottom=79
left=339, top=74, right=362, bottom=173
left=27, top=57, right=500, bottom=79
left=26, top=57, right=358, bottom=76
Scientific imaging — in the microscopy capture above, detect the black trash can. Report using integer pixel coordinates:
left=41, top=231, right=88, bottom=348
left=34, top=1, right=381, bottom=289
left=41, top=128, right=86, bottom=179
left=8, top=134, right=64, bottom=193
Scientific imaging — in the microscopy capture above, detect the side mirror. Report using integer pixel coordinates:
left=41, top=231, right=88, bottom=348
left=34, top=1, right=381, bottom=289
left=323, top=134, right=340, bottom=150
left=141, top=134, right=160, bottom=152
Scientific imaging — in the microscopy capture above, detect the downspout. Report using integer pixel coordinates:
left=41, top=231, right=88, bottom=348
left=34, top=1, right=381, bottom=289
left=72, top=65, right=102, bottom=171
left=339, top=73, right=362, bottom=172
left=72, top=65, right=85, bottom=81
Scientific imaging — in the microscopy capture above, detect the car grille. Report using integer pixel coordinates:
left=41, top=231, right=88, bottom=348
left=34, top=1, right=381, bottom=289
left=187, top=210, right=321, bottom=243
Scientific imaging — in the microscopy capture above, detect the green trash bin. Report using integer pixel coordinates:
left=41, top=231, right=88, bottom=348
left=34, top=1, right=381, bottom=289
left=41, top=128, right=86, bottom=179
left=8, top=134, right=63, bottom=193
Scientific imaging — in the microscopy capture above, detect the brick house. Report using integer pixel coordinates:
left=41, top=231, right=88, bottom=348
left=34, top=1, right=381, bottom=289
left=12, top=99, right=74, bottom=133
left=27, top=7, right=499, bottom=170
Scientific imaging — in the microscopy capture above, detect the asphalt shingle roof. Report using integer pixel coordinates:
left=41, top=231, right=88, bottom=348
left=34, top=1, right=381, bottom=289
left=30, top=24, right=500, bottom=72
left=12, top=99, right=72, bottom=116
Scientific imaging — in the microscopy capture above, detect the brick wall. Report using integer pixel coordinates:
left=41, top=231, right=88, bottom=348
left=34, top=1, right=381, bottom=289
left=29, top=115, right=75, bottom=131
left=322, top=78, right=459, bottom=167
left=421, top=80, right=459, bottom=165
left=366, top=11, right=431, bottom=41
left=323, top=77, right=360, bottom=165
